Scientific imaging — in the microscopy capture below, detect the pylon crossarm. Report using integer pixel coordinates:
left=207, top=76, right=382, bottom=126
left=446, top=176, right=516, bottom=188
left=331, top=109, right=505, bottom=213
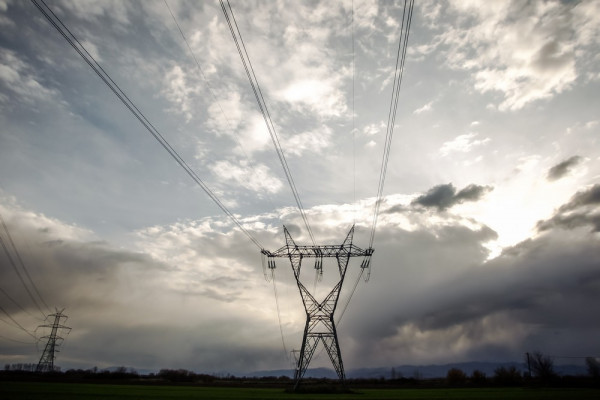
left=267, top=244, right=371, bottom=258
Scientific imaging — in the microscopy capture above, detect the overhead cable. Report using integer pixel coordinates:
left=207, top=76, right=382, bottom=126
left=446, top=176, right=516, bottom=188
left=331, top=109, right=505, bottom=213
left=163, top=0, right=239, bottom=143
left=0, top=212, right=50, bottom=314
left=0, top=231, right=46, bottom=319
left=220, top=0, right=316, bottom=246
left=271, top=269, right=290, bottom=364
left=0, top=333, right=36, bottom=344
left=352, top=0, right=357, bottom=224
left=0, top=286, right=39, bottom=320
left=0, top=305, right=37, bottom=340
left=369, top=0, right=414, bottom=248
left=163, top=0, right=284, bottom=228
left=31, top=0, right=264, bottom=250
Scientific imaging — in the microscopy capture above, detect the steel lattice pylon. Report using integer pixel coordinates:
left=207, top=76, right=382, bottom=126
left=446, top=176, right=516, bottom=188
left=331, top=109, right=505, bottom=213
left=262, top=226, right=373, bottom=389
left=36, top=309, right=71, bottom=373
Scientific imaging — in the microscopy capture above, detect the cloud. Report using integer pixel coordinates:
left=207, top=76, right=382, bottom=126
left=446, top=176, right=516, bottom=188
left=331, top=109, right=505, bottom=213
left=3, top=184, right=600, bottom=372
left=0, top=49, right=59, bottom=105
left=439, top=133, right=490, bottom=156
left=281, top=126, right=333, bottom=157
left=210, top=160, right=283, bottom=194
left=343, top=185, right=600, bottom=366
left=411, top=183, right=493, bottom=211
left=59, top=0, right=130, bottom=25
left=363, top=122, right=385, bottom=136
left=162, top=65, right=202, bottom=123
left=547, top=155, right=582, bottom=181
left=0, top=199, right=284, bottom=372
left=413, top=101, right=433, bottom=114
left=537, top=184, right=600, bottom=232
left=421, top=0, right=600, bottom=111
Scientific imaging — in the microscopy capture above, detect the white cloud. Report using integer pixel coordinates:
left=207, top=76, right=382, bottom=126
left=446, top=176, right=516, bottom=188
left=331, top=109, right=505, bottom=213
left=281, top=126, right=333, bottom=157
left=0, top=50, right=59, bottom=104
left=210, top=160, right=283, bottom=194
left=439, top=133, right=490, bottom=156
left=59, top=0, right=130, bottom=25
left=572, top=1, right=600, bottom=47
left=162, top=65, right=201, bottom=122
left=423, top=0, right=598, bottom=111
left=80, top=40, right=102, bottom=62
left=354, top=0, right=379, bottom=31
left=566, top=120, right=600, bottom=135
left=277, top=77, right=347, bottom=117
left=413, top=101, right=433, bottom=114
left=363, top=122, right=385, bottom=136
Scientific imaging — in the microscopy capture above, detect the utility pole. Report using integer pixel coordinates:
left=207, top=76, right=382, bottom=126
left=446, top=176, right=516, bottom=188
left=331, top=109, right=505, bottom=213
left=262, top=226, right=373, bottom=390
left=36, top=309, right=71, bottom=372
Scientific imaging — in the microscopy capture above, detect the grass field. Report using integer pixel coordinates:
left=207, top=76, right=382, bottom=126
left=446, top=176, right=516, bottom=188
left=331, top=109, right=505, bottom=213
left=1, top=382, right=599, bottom=400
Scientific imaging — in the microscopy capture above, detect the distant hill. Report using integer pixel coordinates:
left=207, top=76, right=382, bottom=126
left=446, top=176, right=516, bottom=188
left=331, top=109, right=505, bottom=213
left=247, top=361, right=588, bottom=379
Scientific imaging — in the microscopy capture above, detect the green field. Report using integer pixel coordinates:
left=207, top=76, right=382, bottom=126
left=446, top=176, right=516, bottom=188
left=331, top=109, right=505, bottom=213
left=1, top=382, right=599, bottom=400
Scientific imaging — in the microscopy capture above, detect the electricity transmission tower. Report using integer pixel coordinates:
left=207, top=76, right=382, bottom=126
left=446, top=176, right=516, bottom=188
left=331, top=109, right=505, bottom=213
left=262, top=226, right=373, bottom=389
left=36, top=309, right=71, bottom=372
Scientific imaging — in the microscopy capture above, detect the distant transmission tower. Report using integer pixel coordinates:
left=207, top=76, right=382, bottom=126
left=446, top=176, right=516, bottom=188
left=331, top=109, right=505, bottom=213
left=36, top=309, right=71, bottom=372
left=262, top=226, right=373, bottom=389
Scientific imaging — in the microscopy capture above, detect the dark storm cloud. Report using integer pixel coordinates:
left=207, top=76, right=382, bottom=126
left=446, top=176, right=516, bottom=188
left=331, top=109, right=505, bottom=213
left=537, top=184, right=600, bottom=232
left=547, top=155, right=582, bottom=181
left=383, top=204, right=405, bottom=214
left=342, top=185, right=600, bottom=366
left=558, top=183, right=600, bottom=210
left=0, top=201, right=292, bottom=372
left=0, top=222, right=164, bottom=315
left=411, top=183, right=493, bottom=211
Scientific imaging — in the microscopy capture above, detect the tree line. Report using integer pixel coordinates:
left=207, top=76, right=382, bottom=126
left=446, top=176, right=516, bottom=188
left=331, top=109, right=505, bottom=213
left=3, top=352, right=599, bottom=388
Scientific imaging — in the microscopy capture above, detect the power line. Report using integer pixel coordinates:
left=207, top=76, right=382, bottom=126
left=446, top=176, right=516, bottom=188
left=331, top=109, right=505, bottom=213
left=31, top=0, right=264, bottom=250
left=0, top=333, right=36, bottom=345
left=369, top=0, right=414, bottom=249
left=0, top=228, right=46, bottom=319
left=270, top=268, right=290, bottom=365
left=336, top=267, right=364, bottom=325
left=163, top=0, right=284, bottom=228
left=0, top=212, right=50, bottom=314
left=0, top=286, right=39, bottom=320
left=352, top=0, right=356, bottom=224
left=0, top=305, right=37, bottom=340
left=163, top=0, right=239, bottom=142
left=219, top=0, right=316, bottom=246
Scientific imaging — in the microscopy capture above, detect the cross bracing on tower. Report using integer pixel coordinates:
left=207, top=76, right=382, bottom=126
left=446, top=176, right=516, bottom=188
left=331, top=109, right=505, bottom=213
left=35, top=309, right=71, bottom=373
left=261, top=226, right=373, bottom=389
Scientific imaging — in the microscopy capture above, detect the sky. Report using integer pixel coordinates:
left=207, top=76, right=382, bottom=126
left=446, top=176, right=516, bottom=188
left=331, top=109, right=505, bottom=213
left=1, top=0, right=599, bottom=374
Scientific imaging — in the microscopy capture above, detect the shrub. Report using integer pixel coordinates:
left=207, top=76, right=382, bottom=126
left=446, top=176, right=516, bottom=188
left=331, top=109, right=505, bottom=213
left=586, top=357, right=600, bottom=379
left=446, top=368, right=467, bottom=385
left=527, top=351, right=556, bottom=382
left=494, top=366, right=522, bottom=386
left=471, top=369, right=487, bottom=384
